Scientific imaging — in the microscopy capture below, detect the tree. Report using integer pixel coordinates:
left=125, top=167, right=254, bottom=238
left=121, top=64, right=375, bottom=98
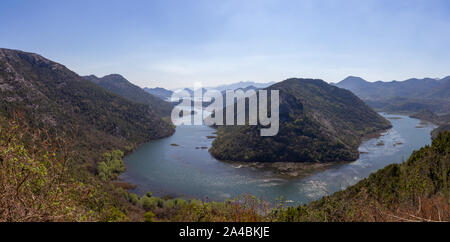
left=97, top=150, right=125, bottom=181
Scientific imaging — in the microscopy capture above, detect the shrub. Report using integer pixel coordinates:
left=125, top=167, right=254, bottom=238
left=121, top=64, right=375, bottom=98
left=144, top=211, right=155, bottom=222
left=141, top=196, right=158, bottom=211
left=97, top=150, right=125, bottom=181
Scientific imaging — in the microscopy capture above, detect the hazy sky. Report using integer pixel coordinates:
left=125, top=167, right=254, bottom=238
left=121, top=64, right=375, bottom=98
left=1, top=0, right=449, bottom=88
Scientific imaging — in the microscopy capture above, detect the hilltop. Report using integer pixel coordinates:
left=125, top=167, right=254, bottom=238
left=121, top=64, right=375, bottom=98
left=210, top=78, right=392, bottom=163
left=84, top=74, right=173, bottom=117
left=0, top=48, right=175, bottom=164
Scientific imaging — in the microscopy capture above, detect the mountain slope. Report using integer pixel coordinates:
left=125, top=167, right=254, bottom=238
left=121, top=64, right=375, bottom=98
left=210, top=78, right=392, bottom=163
left=0, top=48, right=175, bottom=163
left=84, top=74, right=173, bottom=117
left=279, top=131, right=450, bottom=222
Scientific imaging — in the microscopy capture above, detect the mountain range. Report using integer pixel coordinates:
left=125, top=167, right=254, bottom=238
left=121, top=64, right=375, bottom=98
left=335, top=76, right=450, bottom=114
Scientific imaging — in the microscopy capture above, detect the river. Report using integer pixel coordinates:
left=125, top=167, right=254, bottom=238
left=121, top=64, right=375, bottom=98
left=120, top=113, right=435, bottom=205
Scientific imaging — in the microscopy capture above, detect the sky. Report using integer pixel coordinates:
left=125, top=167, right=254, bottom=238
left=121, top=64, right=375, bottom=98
left=1, top=0, right=450, bottom=89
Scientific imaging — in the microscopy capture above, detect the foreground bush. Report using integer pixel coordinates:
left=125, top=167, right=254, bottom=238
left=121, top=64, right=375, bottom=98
left=0, top=115, right=131, bottom=222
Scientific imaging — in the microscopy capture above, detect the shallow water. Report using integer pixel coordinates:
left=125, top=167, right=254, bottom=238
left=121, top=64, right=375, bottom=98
left=120, top=113, right=435, bottom=205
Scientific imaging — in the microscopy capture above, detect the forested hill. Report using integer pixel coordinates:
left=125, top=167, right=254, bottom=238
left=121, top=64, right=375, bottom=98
left=84, top=74, right=173, bottom=117
left=210, top=78, right=392, bottom=163
left=0, top=48, right=175, bottom=163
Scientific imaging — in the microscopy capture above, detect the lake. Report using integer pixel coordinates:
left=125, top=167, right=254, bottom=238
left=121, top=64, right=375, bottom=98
left=120, top=113, right=435, bottom=205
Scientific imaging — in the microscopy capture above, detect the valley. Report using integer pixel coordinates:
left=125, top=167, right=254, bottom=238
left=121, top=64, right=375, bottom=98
left=121, top=113, right=435, bottom=204
left=1, top=0, right=450, bottom=226
left=0, top=48, right=448, bottom=222
left=335, top=76, right=450, bottom=114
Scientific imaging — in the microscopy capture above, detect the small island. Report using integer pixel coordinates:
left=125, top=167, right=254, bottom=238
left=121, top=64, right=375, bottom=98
left=376, top=141, right=385, bottom=146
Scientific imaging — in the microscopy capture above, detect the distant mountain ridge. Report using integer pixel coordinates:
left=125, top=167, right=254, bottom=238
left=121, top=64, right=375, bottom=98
left=210, top=78, right=392, bottom=163
left=209, top=81, right=275, bottom=91
left=279, top=131, right=450, bottom=222
left=335, top=76, right=450, bottom=114
left=143, top=87, right=173, bottom=101
left=84, top=74, right=173, bottom=117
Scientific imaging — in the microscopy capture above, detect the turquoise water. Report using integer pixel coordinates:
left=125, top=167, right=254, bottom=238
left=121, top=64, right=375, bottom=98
left=120, top=113, right=435, bottom=205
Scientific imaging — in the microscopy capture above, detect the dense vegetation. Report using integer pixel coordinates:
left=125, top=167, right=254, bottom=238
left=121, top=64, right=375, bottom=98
left=210, top=78, right=392, bottom=163
left=0, top=116, right=135, bottom=221
left=0, top=114, right=270, bottom=222
left=336, top=76, right=450, bottom=114
left=84, top=74, right=173, bottom=117
left=97, top=150, right=126, bottom=182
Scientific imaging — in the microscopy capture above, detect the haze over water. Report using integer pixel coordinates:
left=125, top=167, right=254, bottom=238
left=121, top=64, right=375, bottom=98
left=121, top=113, right=435, bottom=205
